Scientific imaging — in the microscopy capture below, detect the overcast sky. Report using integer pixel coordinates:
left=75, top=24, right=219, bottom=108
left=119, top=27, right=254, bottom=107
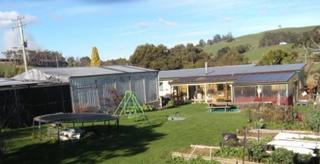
left=0, top=0, right=319, bottom=60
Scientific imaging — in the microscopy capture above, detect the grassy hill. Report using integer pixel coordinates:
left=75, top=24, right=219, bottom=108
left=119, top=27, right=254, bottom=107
left=203, top=25, right=316, bottom=63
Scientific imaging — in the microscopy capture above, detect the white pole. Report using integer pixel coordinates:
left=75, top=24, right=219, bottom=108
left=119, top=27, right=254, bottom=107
left=16, top=17, right=28, bottom=72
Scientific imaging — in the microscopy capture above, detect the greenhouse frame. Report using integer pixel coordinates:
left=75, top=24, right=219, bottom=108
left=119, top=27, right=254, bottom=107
left=14, top=65, right=159, bottom=113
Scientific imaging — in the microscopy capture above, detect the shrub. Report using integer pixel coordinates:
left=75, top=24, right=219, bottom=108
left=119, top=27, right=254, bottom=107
left=306, top=109, right=320, bottom=132
left=166, top=99, right=175, bottom=108
left=214, top=146, right=243, bottom=158
left=169, top=156, right=220, bottom=164
left=293, top=153, right=312, bottom=164
left=142, top=104, right=153, bottom=112
left=267, top=148, right=294, bottom=164
left=247, top=140, right=267, bottom=162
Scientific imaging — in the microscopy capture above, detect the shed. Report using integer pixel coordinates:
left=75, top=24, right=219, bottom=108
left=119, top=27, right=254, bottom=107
left=13, top=65, right=159, bottom=113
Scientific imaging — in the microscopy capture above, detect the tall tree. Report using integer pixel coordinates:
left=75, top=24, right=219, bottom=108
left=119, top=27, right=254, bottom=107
left=90, top=47, right=101, bottom=67
left=79, top=56, right=91, bottom=66
left=67, top=57, right=76, bottom=67
left=214, top=50, right=249, bottom=66
left=258, top=49, right=298, bottom=65
left=198, top=39, right=206, bottom=46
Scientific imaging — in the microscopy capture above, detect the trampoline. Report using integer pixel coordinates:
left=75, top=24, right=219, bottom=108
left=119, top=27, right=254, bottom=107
left=33, top=113, right=119, bottom=141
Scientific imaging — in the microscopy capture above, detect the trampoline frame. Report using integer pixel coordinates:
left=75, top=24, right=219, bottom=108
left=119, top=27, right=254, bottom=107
left=32, top=113, right=119, bottom=142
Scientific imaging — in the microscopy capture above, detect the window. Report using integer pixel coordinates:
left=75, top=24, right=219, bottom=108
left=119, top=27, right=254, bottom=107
left=217, top=84, right=224, bottom=91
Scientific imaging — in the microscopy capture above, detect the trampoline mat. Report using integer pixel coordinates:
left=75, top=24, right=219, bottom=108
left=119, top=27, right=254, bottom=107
left=33, top=113, right=118, bottom=123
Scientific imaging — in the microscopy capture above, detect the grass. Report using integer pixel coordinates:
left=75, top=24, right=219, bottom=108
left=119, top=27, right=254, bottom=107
left=203, top=25, right=316, bottom=63
left=1, top=104, right=248, bottom=164
left=0, top=63, right=24, bottom=78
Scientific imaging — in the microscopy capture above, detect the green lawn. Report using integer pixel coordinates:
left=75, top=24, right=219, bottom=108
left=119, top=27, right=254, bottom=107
left=1, top=104, right=248, bottom=164
left=0, top=63, right=24, bottom=78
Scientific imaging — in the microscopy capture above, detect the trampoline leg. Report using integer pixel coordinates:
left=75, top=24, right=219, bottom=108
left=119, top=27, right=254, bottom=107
left=38, top=122, right=42, bottom=141
left=81, top=122, right=84, bottom=127
left=32, top=121, right=35, bottom=138
left=57, top=125, right=60, bottom=143
left=116, top=118, right=119, bottom=133
left=73, top=122, right=75, bottom=128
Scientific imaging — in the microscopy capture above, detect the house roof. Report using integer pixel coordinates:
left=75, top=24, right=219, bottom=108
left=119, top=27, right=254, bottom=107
left=171, top=75, right=239, bottom=84
left=13, top=65, right=157, bottom=83
left=159, top=63, right=305, bottom=79
left=171, top=72, right=296, bottom=85
left=159, top=64, right=255, bottom=79
left=233, top=72, right=295, bottom=85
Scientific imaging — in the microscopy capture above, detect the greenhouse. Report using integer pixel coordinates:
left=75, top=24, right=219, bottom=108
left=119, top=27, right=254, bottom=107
left=13, top=65, right=159, bottom=113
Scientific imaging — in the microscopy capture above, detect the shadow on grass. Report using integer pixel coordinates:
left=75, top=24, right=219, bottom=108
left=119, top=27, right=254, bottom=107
left=3, top=124, right=165, bottom=164
left=0, top=127, right=33, bottom=140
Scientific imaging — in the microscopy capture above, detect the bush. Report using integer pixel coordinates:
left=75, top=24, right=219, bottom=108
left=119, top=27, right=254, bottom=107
left=247, top=140, right=267, bottom=162
left=306, top=109, right=320, bottom=132
left=169, top=156, right=220, bottom=164
left=143, top=104, right=154, bottom=112
left=214, top=146, right=243, bottom=158
left=293, top=153, right=313, bottom=164
left=267, top=148, right=294, bottom=164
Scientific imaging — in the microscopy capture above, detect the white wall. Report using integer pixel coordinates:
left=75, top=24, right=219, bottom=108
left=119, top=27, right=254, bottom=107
left=159, top=80, right=172, bottom=97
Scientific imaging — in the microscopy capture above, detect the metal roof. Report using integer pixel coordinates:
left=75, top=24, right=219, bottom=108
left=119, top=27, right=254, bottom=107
left=171, top=75, right=239, bottom=84
left=159, top=63, right=305, bottom=79
left=240, top=63, right=305, bottom=74
left=13, top=65, right=157, bottom=83
left=0, top=78, right=39, bottom=87
left=0, top=78, right=53, bottom=90
left=159, top=64, right=255, bottom=79
left=233, top=72, right=295, bottom=85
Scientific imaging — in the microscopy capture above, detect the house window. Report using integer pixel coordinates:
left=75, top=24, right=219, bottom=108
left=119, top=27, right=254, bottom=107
left=217, top=84, right=224, bottom=91
left=159, top=82, right=164, bottom=91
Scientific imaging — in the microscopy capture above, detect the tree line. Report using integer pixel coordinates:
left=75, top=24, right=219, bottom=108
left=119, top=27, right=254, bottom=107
left=198, top=33, right=234, bottom=47
left=1, top=26, right=319, bottom=73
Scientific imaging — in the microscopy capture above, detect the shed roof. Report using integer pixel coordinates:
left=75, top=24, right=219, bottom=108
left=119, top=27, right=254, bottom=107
left=159, top=63, right=305, bottom=79
left=233, top=72, right=295, bottom=85
left=13, top=65, right=157, bottom=83
left=0, top=78, right=39, bottom=87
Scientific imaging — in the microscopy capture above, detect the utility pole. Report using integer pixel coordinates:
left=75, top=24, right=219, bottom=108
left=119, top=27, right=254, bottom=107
left=12, top=16, right=28, bottom=72
left=55, top=53, right=59, bottom=68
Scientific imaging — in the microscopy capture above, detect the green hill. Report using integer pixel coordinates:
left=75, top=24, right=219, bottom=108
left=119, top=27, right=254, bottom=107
left=203, top=25, right=316, bottom=63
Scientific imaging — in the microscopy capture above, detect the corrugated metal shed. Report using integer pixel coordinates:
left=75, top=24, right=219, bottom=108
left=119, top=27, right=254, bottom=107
left=233, top=72, right=295, bottom=85
left=159, top=63, right=305, bottom=79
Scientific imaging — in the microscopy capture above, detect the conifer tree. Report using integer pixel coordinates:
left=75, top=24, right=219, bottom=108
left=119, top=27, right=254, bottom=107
left=90, top=47, right=101, bottom=66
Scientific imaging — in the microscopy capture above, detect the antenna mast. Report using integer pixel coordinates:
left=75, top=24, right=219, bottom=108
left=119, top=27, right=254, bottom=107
left=12, top=16, right=28, bottom=72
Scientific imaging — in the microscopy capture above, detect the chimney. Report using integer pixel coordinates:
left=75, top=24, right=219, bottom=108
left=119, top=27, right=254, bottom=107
left=205, top=62, right=208, bottom=75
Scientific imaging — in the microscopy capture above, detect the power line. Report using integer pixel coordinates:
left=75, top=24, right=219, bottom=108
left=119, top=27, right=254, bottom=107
left=12, top=16, right=28, bottom=72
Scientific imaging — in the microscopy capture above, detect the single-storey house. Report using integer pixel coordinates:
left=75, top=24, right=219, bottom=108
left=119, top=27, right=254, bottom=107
left=159, top=63, right=305, bottom=105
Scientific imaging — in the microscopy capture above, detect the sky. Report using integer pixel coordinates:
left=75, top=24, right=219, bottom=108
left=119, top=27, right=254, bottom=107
left=0, top=0, right=319, bottom=60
